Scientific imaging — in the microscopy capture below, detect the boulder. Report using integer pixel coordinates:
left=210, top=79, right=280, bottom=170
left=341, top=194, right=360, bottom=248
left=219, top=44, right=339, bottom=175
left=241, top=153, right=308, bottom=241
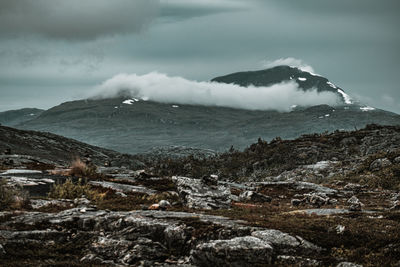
left=251, top=229, right=321, bottom=255
left=190, top=236, right=273, bottom=267
left=172, top=176, right=231, bottom=210
left=347, top=196, right=363, bottom=211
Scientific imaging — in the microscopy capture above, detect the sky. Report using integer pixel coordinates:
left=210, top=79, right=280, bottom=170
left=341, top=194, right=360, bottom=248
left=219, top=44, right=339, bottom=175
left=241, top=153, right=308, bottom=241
left=0, top=0, right=399, bottom=113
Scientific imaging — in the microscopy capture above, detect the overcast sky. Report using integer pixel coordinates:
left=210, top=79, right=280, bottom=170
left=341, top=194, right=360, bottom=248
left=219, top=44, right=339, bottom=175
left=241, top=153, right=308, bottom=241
left=0, top=0, right=399, bottom=113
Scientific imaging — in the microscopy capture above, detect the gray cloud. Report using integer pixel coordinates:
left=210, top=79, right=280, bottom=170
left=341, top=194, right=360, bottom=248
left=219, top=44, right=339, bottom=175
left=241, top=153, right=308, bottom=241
left=0, top=0, right=159, bottom=40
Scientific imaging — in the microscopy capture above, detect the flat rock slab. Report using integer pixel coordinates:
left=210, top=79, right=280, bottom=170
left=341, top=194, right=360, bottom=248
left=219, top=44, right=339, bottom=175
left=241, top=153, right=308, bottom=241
left=88, top=181, right=156, bottom=195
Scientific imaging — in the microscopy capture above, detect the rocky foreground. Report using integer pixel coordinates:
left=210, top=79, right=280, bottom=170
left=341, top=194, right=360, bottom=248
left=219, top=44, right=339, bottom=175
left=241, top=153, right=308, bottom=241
left=0, top=124, right=400, bottom=266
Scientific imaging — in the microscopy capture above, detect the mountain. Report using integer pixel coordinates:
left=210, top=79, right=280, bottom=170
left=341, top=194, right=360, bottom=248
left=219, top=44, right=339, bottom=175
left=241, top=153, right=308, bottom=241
left=212, top=65, right=352, bottom=104
left=15, top=66, right=400, bottom=154
left=0, top=108, right=44, bottom=126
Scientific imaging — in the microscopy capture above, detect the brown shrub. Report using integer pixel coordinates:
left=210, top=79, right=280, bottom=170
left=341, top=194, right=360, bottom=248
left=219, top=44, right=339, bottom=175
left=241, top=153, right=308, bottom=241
left=68, top=159, right=102, bottom=180
left=0, top=180, right=30, bottom=210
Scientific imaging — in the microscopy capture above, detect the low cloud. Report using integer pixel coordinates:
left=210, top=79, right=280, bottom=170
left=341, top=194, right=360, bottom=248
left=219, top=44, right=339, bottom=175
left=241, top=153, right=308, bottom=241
left=0, top=0, right=159, bottom=40
left=263, top=57, right=316, bottom=74
left=90, top=72, right=340, bottom=112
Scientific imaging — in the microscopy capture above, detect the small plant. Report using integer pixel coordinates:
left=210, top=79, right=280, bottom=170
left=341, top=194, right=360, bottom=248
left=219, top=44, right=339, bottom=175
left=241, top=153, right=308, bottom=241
left=68, top=158, right=101, bottom=179
left=48, top=178, right=93, bottom=199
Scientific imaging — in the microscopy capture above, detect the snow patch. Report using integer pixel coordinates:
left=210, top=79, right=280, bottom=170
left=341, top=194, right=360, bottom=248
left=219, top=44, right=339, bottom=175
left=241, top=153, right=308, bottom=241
left=326, top=81, right=337, bottom=89
left=297, top=77, right=307, bottom=81
left=337, top=89, right=353, bottom=105
left=360, top=106, right=376, bottom=112
left=325, top=114, right=330, bottom=117
left=122, top=99, right=135, bottom=105
left=172, top=105, right=179, bottom=108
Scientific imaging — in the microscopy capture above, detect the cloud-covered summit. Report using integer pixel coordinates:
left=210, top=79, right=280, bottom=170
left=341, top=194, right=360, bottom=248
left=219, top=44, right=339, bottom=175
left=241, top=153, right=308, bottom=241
left=90, top=72, right=340, bottom=112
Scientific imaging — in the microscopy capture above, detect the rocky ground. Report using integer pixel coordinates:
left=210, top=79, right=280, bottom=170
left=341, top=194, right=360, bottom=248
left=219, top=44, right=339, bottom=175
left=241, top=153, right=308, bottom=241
left=0, top=124, right=399, bottom=266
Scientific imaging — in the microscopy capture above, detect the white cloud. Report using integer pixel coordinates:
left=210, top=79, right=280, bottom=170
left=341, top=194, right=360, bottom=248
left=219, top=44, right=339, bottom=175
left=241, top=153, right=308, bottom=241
left=89, top=72, right=340, bottom=112
left=262, top=57, right=316, bottom=74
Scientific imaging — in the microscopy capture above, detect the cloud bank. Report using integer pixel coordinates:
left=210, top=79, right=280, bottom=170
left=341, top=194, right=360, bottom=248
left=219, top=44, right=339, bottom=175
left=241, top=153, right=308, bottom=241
left=263, top=58, right=316, bottom=74
left=90, top=72, right=340, bottom=112
left=0, top=0, right=159, bottom=40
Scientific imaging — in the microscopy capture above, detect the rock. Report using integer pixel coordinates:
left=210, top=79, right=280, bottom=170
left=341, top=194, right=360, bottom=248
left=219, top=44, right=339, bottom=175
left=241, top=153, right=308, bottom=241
left=291, top=198, right=303, bottom=206
left=347, top=196, right=363, bottom=211
left=369, top=158, right=392, bottom=171
left=344, top=183, right=363, bottom=192
left=335, top=225, right=345, bottom=234
left=276, top=255, right=320, bottom=266
left=303, top=193, right=330, bottom=207
left=30, top=199, right=73, bottom=209
left=74, top=197, right=91, bottom=206
left=394, top=156, right=400, bottom=164
left=115, top=191, right=127, bottom=198
left=390, top=200, right=400, bottom=210
left=159, top=200, right=171, bottom=209
left=88, top=181, right=156, bottom=195
left=164, top=224, right=187, bottom=252
left=172, top=176, right=231, bottom=210
left=238, top=191, right=272, bottom=203
left=251, top=229, right=321, bottom=255
left=190, top=236, right=273, bottom=267
left=201, top=175, right=218, bottom=186
left=0, top=244, right=6, bottom=255
left=336, top=262, right=363, bottom=267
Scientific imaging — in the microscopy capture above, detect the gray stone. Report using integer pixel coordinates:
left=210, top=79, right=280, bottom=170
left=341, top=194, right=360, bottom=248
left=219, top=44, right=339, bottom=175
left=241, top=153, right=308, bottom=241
left=251, top=229, right=321, bottom=255
left=159, top=200, right=171, bottom=209
left=276, top=255, right=321, bottom=266
left=303, top=192, right=330, bottom=207
left=369, top=158, right=392, bottom=171
left=336, top=262, right=363, bottom=267
left=291, top=198, right=303, bottom=206
left=190, top=236, right=273, bottom=267
left=89, top=181, right=156, bottom=195
left=347, top=196, right=363, bottom=211
left=172, top=176, right=231, bottom=210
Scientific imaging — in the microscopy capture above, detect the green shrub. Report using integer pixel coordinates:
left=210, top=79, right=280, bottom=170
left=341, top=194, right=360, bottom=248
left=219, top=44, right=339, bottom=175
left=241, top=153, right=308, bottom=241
left=48, top=178, right=93, bottom=199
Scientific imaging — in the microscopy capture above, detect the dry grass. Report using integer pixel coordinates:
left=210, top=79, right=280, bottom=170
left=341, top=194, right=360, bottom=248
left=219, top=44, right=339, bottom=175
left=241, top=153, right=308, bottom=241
left=0, top=180, right=30, bottom=211
left=67, top=158, right=103, bottom=180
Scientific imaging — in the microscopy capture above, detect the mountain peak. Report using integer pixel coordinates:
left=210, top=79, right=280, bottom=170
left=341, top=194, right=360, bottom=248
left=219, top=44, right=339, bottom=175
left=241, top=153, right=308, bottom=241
left=211, top=65, right=352, bottom=105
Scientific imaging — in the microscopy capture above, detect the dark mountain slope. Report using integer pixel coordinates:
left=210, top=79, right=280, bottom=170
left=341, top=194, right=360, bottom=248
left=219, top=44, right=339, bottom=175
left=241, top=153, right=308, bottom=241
left=18, top=97, right=400, bottom=154
left=0, top=125, right=142, bottom=168
left=0, top=108, right=44, bottom=126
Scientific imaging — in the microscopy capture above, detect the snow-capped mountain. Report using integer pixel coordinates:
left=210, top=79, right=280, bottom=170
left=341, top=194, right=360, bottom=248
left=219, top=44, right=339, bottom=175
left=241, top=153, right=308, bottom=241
left=5, top=66, right=400, bottom=154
